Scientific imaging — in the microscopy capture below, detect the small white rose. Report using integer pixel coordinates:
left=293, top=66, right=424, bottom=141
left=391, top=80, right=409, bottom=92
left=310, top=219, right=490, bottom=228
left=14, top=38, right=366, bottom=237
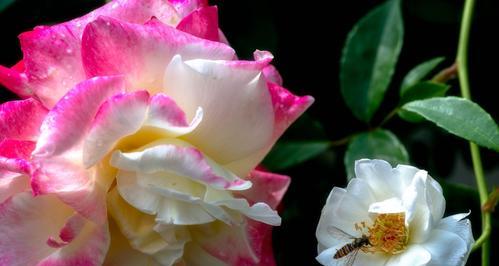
left=316, top=159, right=474, bottom=266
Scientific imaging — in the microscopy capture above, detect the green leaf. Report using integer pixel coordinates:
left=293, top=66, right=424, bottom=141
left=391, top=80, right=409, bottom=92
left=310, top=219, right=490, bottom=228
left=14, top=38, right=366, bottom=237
left=398, top=81, right=450, bottom=122
left=344, top=129, right=409, bottom=179
left=402, top=97, right=499, bottom=151
left=398, top=108, right=426, bottom=123
left=400, top=57, right=445, bottom=95
left=400, top=81, right=450, bottom=104
left=0, top=0, right=15, bottom=13
left=340, top=0, right=404, bottom=122
left=263, top=141, right=330, bottom=171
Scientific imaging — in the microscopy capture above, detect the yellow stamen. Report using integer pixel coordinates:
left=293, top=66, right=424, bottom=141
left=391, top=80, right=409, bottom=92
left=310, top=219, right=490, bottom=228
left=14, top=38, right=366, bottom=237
left=367, top=212, right=408, bottom=254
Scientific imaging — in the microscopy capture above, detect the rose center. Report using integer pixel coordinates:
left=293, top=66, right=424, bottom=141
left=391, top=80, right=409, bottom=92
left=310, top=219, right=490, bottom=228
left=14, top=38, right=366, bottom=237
left=367, top=212, right=408, bottom=254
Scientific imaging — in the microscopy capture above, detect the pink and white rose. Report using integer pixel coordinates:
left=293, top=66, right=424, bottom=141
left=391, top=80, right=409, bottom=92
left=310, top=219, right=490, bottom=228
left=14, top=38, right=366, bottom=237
left=0, top=0, right=313, bottom=265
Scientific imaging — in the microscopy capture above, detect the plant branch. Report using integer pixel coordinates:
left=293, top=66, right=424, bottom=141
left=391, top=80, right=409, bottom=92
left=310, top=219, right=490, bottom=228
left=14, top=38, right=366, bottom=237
left=456, top=0, right=490, bottom=264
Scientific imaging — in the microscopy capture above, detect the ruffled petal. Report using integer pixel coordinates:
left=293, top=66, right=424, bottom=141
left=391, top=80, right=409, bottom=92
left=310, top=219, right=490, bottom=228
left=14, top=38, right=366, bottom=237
left=107, top=188, right=188, bottom=265
left=0, top=98, right=48, bottom=141
left=0, top=140, right=33, bottom=201
left=110, top=143, right=251, bottom=191
left=163, top=55, right=274, bottom=164
left=31, top=158, right=107, bottom=223
left=0, top=192, right=109, bottom=266
left=236, top=170, right=290, bottom=209
left=176, top=6, right=219, bottom=42
left=13, top=0, right=180, bottom=107
left=267, top=82, right=314, bottom=140
left=81, top=16, right=235, bottom=92
left=104, top=219, right=162, bottom=266
left=355, top=159, right=417, bottom=200
left=33, top=76, right=125, bottom=158
left=189, top=221, right=258, bottom=265
left=0, top=139, right=34, bottom=174
left=0, top=65, right=31, bottom=97
left=245, top=219, right=277, bottom=266
left=168, top=0, right=208, bottom=17
left=144, top=93, right=203, bottom=137
left=83, top=91, right=149, bottom=167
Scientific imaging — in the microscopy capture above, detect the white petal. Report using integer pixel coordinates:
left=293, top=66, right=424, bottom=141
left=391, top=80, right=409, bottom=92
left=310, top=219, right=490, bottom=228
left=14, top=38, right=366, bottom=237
left=425, top=174, right=445, bottom=226
left=316, top=187, right=370, bottom=249
left=436, top=213, right=474, bottom=256
left=163, top=55, right=274, bottom=164
left=316, top=245, right=342, bottom=266
left=385, top=244, right=431, bottom=266
left=354, top=159, right=400, bottom=199
left=368, top=197, right=405, bottom=214
left=423, top=229, right=469, bottom=266
left=110, top=142, right=251, bottom=191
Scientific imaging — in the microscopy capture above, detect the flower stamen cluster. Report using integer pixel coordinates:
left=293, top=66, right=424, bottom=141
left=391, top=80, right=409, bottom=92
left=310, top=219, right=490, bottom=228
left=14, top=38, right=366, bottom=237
left=367, top=212, right=408, bottom=254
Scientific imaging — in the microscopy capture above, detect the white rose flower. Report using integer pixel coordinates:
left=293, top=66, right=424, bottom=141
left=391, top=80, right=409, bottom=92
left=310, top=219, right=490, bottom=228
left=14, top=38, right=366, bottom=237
left=316, top=159, right=474, bottom=266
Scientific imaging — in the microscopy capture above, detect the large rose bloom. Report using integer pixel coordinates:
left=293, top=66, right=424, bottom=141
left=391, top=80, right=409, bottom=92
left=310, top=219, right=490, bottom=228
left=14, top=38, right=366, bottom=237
left=0, top=0, right=313, bottom=265
left=316, top=159, right=474, bottom=266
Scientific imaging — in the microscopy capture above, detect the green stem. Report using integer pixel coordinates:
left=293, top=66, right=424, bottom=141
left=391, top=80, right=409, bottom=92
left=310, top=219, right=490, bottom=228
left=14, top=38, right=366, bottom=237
left=379, top=107, right=399, bottom=127
left=330, top=134, right=356, bottom=147
left=456, top=0, right=491, bottom=264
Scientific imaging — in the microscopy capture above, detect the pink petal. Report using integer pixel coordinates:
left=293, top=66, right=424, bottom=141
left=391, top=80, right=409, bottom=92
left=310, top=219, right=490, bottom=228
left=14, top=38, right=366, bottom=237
left=168, top=0, right=208, bottom=17
left=33, top=76, right=125, bottom=158
left=83, top=91, right=150, bottom=167
left=0, top=141, right=34, bottom=202
left=31, top=158, right=107, bottom=223
left=147, top=93, right=190, bottom=127
left=144, top=93, right=203, bottom=136
left=0, top=139, right=35, bottom=160
left=163, top=55, right=274, bottom=164
left=0, top=98, right=48, bottom=141
left=47, top=214, right=86, bottom=248
left=191, top=221, right=259, bottom=265
left=38, top=215, right=109, bottom=266
left=192, top=219, right=278, bottom=265
left=0, top=65, right=31, bottom=97
left=11, top=60, right=25, bottom=72
left=81, top=16, right=234, bottom=92
left=253, top=51, right=283, bottom=85
left=237, top=170, right=291, bottom=209
left=268, top=82, right=314, bottom=140
left=13, top=0, right=180, bottom=108
left=0, top=192, right=109, bottom=266
left=0, top=140, right=33, bottom=201
left=245, top=220, right=276, bottom=266
left=176, top=6, right=219, bottom=42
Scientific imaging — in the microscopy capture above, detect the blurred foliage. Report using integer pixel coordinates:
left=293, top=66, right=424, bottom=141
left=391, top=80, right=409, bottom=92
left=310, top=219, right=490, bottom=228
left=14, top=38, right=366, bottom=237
left=344, top=129, right=409, bottom=179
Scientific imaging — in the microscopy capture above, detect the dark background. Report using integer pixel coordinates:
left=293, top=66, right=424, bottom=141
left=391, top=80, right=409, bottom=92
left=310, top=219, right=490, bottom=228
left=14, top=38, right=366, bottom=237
left=1, top=0, right=498, bottom=265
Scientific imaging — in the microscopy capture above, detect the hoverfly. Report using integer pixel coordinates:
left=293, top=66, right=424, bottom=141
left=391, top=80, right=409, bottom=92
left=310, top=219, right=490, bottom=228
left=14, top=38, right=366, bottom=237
left=327, top=225, right=372, bottom=266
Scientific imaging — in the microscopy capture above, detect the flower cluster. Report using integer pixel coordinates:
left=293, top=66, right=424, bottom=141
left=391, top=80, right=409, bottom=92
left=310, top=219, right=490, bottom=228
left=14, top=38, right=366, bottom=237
left=0, top=0, right=313, bottom=265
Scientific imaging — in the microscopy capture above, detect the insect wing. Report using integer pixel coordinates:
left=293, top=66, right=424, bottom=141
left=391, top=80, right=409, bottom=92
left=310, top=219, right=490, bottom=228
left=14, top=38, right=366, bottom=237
left=327, top=226, right=355, bottom=241
left=343, top=248, right=360, bottom=266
